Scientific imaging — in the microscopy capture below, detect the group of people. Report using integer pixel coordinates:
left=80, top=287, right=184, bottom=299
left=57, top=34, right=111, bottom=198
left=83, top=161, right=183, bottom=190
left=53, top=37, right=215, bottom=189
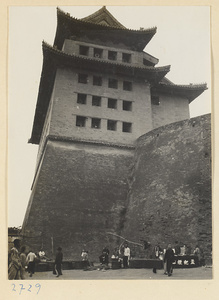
left=8, top=239, right=64, bottom=280
left=8, top=238, right=202, bottom=279
left=8, top=239, right=37, bottom=279
left=152, top=242, right=202, bottom=276
left=98, top=242, right=131, bottom=269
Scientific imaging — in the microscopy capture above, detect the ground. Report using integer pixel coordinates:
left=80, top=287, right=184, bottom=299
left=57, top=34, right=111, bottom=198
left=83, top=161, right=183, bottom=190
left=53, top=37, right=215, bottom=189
left=25, top=266, right=212, bottom=280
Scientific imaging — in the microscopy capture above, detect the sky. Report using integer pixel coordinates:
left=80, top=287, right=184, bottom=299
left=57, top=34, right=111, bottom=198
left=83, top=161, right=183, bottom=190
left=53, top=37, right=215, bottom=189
left=8, top=6, right=211, bottom=227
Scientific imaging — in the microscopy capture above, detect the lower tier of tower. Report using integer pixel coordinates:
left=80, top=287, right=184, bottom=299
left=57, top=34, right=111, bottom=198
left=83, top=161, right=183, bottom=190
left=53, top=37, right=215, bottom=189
left=21, top=114, right=212, bottom=264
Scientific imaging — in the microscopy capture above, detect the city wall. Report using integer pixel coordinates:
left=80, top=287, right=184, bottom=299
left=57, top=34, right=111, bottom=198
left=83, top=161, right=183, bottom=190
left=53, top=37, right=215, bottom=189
left=121, top=114, right=212, bottom=262
left=22, top=140, right=134, bottom=260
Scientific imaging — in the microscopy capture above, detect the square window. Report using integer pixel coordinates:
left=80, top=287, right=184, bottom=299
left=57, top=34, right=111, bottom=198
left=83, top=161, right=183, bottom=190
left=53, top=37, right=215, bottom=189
left=91, top=118, right=101, bottom=129
left=123, top=122, right=132, bottom=133
left=77, top=93, right=87, bottom=104
left=76, top=116, right=86, bottom=127
left=123, top=81, right=132, bottom=91
left=107, top=120, right=117, bottom=131
left=151, top=96, right=160, bottom=105
left=78, top=73, right=88, bottom=84
left=94, top=48, right=103, bottom=58
left=122, top=53, right=131, bottom=63
left=123, top=100, right=132, bottom=111
left=92, top=96, right=101, bottom=106
left=79, top=45, right=89, bottom=56
left=108, top=50, right=117, bottom=61
left=93, top=76, right=102, bottom=86
left=108, top=78, right=118, bottom=89
left=108, top=98, right=117, bottom=109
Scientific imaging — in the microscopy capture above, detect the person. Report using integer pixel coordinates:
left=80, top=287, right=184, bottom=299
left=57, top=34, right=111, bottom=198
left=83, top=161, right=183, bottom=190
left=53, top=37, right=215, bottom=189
left=180, top=244, right=187, bottom=256
left=164, top=244, right=175, bottom=276
left=102, top=246, right=109, bottom=266
left=81, top=250, right=88, bottom=261
left=20, top=246, right=27, bottom=279
left=26, top=250, right=37, bottom=277
left=54, top=247, right=63, bottom=277
left=111, top=247, right=120, bottom=259
left=38, top=248, right=47, bottom=261
left=99, top=246, right=109, bottom=266
left=153, top=244, right=162, bottom=273
left=154, top=244, right=162, bottom=259
left=123, top=242, right=130, bottom=268
left=174, top=241, right=181, bottom=255
left=8, top=239, right=22, bottom=280
left=193, top=245, right=201, bottom=265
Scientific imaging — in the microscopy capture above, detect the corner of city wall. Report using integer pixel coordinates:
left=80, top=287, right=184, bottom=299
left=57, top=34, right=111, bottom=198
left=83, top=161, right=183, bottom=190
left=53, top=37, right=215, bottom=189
left=121, top=113, right=212, bottom=261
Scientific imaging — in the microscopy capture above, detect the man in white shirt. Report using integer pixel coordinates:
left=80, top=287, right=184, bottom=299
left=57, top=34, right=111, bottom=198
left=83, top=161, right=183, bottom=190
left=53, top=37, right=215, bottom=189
left=26, top=251, right=36, bottom=277
left=123, top=243, right=130, bottom=268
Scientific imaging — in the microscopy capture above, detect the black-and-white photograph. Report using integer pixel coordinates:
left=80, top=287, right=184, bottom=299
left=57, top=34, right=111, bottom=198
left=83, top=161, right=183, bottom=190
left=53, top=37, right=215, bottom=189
left=8, top=6, right=212, bottom=281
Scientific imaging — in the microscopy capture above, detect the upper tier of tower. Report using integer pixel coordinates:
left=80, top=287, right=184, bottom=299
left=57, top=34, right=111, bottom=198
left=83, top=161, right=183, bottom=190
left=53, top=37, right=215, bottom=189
left=54, top=7, right=157, bottom=52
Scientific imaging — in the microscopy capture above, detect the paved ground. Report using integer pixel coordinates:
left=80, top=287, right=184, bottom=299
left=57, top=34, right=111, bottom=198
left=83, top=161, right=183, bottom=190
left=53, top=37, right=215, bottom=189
left=25, top=266, right=212, bottom=280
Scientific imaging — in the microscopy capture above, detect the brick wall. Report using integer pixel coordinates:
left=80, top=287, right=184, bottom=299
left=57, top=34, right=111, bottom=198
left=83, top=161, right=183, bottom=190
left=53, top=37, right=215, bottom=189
left=121, top=114, right=212, bottom=263
left=22, top=141, right=134, bottom=260
left=49, top=67, right=153, bottom=146
left=151, top=93, right=190, bottom=130
left=62, top=39, right=155, bottom=67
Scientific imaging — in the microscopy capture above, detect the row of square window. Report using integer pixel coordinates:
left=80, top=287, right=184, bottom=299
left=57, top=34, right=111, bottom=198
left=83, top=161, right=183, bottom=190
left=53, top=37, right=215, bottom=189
left=79, top=45, right=152, bottom=66
left=79, top=45, right=132, bottom=63
left=77, top=93, right=132, bottom=111
left=78, top=73, right=133, bottom=91
left=76, top=116, right=132, bottom=133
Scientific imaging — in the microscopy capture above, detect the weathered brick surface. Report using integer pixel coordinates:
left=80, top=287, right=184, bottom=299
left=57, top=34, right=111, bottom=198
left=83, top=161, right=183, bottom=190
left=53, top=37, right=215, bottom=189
left=151, top=93, right=190, bottom=129
left=121, top=114, right=212, bottom=262
left=49, top=67, right=153, bottom=146
left=22, top=141, right=134, bottom=260
left=22, top=115, right=211, bottom=262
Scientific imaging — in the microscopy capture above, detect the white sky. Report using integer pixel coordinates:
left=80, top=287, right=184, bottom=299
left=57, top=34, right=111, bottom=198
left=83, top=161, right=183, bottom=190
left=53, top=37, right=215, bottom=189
left=8, top=6, right=211, bottom=227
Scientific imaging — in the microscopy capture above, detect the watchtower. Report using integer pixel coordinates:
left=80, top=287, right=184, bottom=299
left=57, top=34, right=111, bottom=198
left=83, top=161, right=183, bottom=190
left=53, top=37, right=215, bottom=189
left=22, top=7, right=207, bottom=259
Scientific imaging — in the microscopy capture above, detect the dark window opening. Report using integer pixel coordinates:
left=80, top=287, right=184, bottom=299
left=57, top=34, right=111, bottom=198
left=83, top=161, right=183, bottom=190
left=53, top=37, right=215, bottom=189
left=123, top=122, right=132, bottom=133
left=94, top=48, right=103, bottom=58
left=79, top=45, right=89, bottom=56
left=122, top=53, right=131, bottom=63
left=107, top=120, right=117, bottom=131
left=123, top=100, right=132, bottom=111
left=123, top=81, right=132, bottom=91
left=93, top=76, right=102, bottom=86
left=108, top=98, right=117, bottom=109
left=76, top=116, right=86, bottom=127
left=91, top=118, right=101, bottom=129
left=92, top=96, right=101, bottom=106
left=108, top=78, right=118, bottom=89
left=77, top=93, right=87, bottom=104
left=78, top=73, right=88, bottom=84
left=151, top=96, right=160, bottom=105
left=108, top=51, right=117, bottom=61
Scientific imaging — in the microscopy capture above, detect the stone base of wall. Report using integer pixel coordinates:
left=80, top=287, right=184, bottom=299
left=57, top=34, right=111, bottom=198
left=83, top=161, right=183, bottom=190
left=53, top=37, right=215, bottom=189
left=22, top=140, right=134, bottom=261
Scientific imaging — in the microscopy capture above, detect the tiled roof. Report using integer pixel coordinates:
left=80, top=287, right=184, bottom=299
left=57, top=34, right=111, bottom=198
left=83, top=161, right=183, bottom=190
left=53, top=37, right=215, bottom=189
left=54, top=8, right=157, bottom=51
left=153, top=81, right=207, bottom=103
left=80, top=6, right=126, bottom=29
left=44, top=42, right=170, bottom=75
left=57, top=7, right=156, bottom=33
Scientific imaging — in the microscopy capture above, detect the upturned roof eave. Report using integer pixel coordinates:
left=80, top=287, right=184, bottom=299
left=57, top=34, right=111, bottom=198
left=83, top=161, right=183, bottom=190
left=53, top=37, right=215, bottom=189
left=44, top=42, right=170, bottom=76
left=54, top=7, right=157, bottom=51
left=153, top=82, right=208, bottom=103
